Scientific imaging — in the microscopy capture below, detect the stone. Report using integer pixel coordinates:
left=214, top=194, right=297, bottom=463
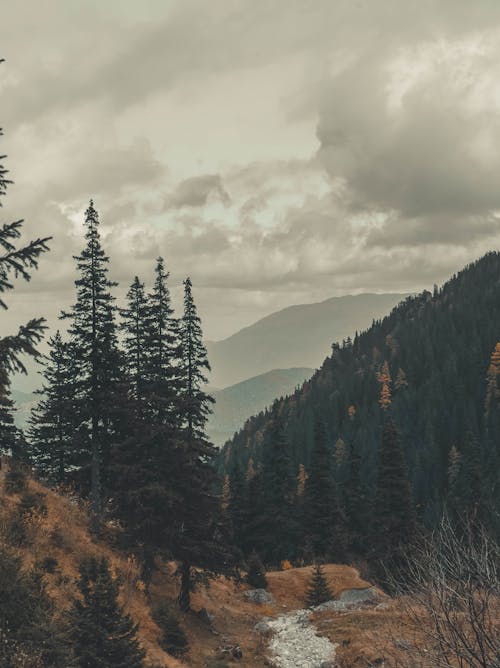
left=244, top=588, right=275, bottom=604
left=254, top=620, right=273, bottom=635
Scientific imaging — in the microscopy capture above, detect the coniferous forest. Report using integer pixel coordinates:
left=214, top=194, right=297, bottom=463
left=2, top=5, right=500, bottom=664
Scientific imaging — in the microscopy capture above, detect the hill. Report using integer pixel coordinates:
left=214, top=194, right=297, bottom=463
left=1, top=460, right=409, bottom=667
left=206, top=293, right=408, bottom=388
left=220, top=253, right=500, bottom=553
left=207, top=367, right=313, bottom=445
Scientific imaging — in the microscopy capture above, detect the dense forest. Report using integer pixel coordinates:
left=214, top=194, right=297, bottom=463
left=220, top=255, right=500, bottom=564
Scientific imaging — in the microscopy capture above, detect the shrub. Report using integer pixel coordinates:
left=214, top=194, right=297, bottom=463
left=4, top=467, right=27, bottom=494
left=152, top=601, right=189, bottom=657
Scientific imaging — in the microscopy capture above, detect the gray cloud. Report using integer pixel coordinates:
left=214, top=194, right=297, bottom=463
left=166, top=174, right=230, bottom=209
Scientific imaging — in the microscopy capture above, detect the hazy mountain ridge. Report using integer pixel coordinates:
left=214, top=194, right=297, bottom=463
left=206, top=293, right=408, bottom=388
left=207, top=367, right=313, bottom=445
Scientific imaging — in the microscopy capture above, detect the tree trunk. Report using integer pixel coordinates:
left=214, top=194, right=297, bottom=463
left=178, top=561, right=191, bottom=612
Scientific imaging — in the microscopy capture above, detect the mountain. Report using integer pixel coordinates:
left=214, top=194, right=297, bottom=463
left=207, top=367, right=313, bottom=445
left=221, top=253, right=500, bottom=557
left=206, top=293, right=408, bottom=388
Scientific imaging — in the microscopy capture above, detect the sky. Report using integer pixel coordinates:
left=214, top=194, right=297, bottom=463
left=3, top=0, right=500, bottom=367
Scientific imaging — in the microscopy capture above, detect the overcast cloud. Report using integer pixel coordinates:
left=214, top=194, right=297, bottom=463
left=3, top=0, right=500, bottom=376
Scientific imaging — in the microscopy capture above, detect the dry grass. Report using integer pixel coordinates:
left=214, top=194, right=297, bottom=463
left=2, top=462, right=466, bottom=668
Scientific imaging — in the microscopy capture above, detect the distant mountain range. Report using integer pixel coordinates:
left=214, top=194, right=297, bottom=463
left=206, top=293, right=408, bottom=388
left=207, top=367, right=313, bottom=446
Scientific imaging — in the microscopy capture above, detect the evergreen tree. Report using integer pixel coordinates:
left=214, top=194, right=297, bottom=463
left=61, top=201, right=123, bottom=526
left=178, top=276, right=214, bottom=440
left=27, top=331, right=78, bottom=483
left=120, top=276, right=149, bottom=401
left=0, top=92, right=50, bottom=460
left=303, top=420, right=345, bottom=560
left=70, top=556, right=145, bottom=668
left=145, top=257, right=179, bottom=426
left=246, top=551, right=267, bottom=589
left=305, top=564, right=332, bottom=608
left=373, top=417, right=414, bottom=558
left=258, top=417, right=298, bottom=565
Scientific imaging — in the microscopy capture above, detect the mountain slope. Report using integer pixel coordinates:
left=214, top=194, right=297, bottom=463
left=207, top=367, right=313, bottom=445
left=221, top=253, right=500, bottom=531
left=206, top=293, right=408, bottom=388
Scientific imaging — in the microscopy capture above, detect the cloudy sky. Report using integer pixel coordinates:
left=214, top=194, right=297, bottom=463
left=3, top=0, right=500, bottom=364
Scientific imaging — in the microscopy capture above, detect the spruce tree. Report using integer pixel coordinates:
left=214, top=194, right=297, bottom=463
left=258, top=417, right=298, bottom=565
left=0, top=90, right=50, bottom=461
left=145, top=257, right=179, bottom=425
left=120, top=276, right=149, bottom=401
left=303, top=420, right=345, bottom=561
left=27, top=331, right=78, bottom=483
left=373, top=417, right=414, bottom=558
left=152, top=602, right=189, bottom=657
left=61, top=201, right=123, bottom=526
left=178, top=276, right=214, bottom=440
left=70, top=556, right=145, bottom=668
left=305, top=564, right=332, bottom=608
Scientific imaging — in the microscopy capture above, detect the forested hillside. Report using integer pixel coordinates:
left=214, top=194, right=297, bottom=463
left=220, top=253, right=500, bottom=563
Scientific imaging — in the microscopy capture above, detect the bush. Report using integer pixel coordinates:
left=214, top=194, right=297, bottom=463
left=246, top=551, right=268, bottom=589
left=152, top=601, right=189, bottom=657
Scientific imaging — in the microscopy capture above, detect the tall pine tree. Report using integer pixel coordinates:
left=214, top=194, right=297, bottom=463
left=62, top=200, right=123, bottom=526
left=120, top=276, right=149, bottom=402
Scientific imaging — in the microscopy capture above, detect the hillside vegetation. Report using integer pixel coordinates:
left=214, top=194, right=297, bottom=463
left=221, top=253, right=500, bottom=564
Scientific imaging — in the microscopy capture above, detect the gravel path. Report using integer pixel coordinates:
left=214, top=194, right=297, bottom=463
left=267, top=608, right=337, bottom=668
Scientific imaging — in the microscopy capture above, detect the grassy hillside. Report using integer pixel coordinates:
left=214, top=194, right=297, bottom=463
left=207, top=367, right=313, bottom=445
left=206, top=293, right=407, bottom=388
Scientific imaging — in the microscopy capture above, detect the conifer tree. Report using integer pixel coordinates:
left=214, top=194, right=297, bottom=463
left=0, top=91, right=50, bottom=460
left=303, top=420, right=345, bottom=560
left=62, top=201, right=123, bottom=525
left=152, top=602, right=189, bottom=657
left=27, top=331, right=78, bottom=483
left=70, top=556, right=145, bottom=668
left=257, top=417, right=298, bottom=565
left=373, top=417, right=414, bottom=558
left=145, top=257, right=179, bottom=425
left=178, top=276, right=214, bottom=440
left=120, top=276, right=149, bottom=401
left=305, top=564, right=332, bottom=608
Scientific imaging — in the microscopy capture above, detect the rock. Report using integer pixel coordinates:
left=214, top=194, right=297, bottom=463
left=338, top=586, right=378, bottom=604
left=244, top=588, right=275, bottom=604
left=320, top=662, right=336, bottom=668
left=254, top=620, right=273, bottom=635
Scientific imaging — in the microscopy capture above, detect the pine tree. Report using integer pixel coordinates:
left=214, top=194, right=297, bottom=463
left=27, top=332, right=78, bottom=483
left=305, top=564, right=332, bottom=608
left=0, top=90, right=50, bottom=461
left=120, top=276, right=149, bottom=401
left=303, top=420, right=345, bottom=561
left=257, top=417, right=298, bottom=565
left=145, top=257, right=179, bottom=426
left=62, top=201, right=123, bottom=526
left=246, top=551, right=268, bottom=589
left=70, top=556, right=145, bottom=668
left=178, top=276, right=214, bottom=440
left=373, top=417, right=414, bottom=558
